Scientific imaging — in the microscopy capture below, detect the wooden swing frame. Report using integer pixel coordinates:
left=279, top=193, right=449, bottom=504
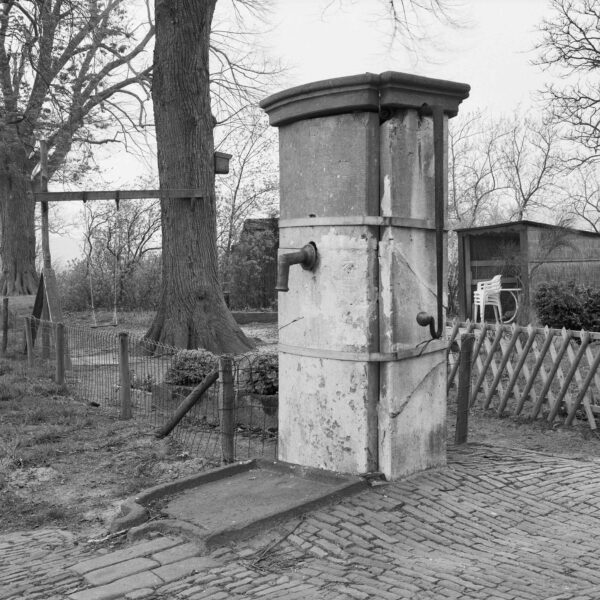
left=28, top=138, right=230, bottom=352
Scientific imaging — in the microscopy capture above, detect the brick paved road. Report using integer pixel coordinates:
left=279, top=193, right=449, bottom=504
left=3, top=443, right=600, bottom=599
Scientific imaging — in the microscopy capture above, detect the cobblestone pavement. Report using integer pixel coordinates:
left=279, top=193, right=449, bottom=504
left=4, top=443, right=600, bottom=599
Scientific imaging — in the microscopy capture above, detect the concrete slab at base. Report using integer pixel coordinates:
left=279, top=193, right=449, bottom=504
left=112, top=460, right=366, bottom=549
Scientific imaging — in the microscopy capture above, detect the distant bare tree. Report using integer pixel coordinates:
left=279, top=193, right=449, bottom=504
left=536, top=0, right=600, bottom=162
left=566, top=165, right=600, bottom=232
left=500, top=116, right=564, bottom=220
left=448, top=112, right=510, bottom=229
left=216, top=109, right=278, bottom=261
left=446, top=113, right=566, bottom=314
left=82, top=195, right=161, bottom=305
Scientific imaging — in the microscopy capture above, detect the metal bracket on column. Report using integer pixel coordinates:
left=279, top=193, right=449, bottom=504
left=416, top=104, right=445, bottom=340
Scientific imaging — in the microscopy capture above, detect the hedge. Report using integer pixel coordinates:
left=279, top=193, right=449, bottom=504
left=534, top=282, right=600, bottom=331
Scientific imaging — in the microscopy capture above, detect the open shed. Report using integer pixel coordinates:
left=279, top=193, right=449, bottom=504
left=456, top=220, right=600, bottom=322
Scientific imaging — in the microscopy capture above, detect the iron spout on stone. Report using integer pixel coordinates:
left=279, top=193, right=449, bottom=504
left=275, top=243, right=317, bottom=292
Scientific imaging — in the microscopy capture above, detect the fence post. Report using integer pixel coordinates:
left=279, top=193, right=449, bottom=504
left=119, top=332, right=132, bottom=419
left=219, top=355, right=235, bottom=464
left=55, top=323, right=65, bottom=386
left=2, top=297, right=8, bottom=355
left=24, top=317, right=34, bottom=367
left=455, top=333, right=474, bottom=445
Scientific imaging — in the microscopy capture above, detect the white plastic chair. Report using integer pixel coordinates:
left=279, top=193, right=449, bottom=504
left=472, top=275, right=503, bottom=323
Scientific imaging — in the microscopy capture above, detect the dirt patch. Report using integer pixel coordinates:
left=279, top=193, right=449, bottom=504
left=447, top=394, right=600, bottom=458
left=0, top=368, right=218, bottom=538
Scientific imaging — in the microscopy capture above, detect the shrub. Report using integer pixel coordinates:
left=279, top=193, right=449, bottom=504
left=534, top=282, right=600, bottom=331
left=164, top=349, right=219, bottom=386
left=247, top=352, right=278, bottom=395
left=224, top=223, right=278, bottom=311
left=130, top=373, right=155, bottom=392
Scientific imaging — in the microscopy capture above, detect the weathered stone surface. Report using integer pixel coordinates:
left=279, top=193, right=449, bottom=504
left=278, top=226, right=379, bottom=351
left=278, top=112, right=380, bottom=219
left=83, top=558, right=159, bottom=587
left=378, top=349, right=447, bottom=478
left=277, top=225, right=379, bottom=474
left=124, top=589, right=155, bottom=600
left=278, top=353, right=377, bottom=473
left=68, top=572, right=163, bottom=600
left=151, top=542, right=200, bottom=565
left=378, top=111, right=447, bottom=345
left=70, top=537, right=180, bottom=575
left=152, top=557, right=220, bottom=584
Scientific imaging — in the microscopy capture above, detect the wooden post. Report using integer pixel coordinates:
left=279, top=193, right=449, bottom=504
left=219, top=356, right=235, bottom=464
left=55, top=323, right=65, bottom=386
left=1, top=297, right=8, bottom=355
left=119, top=332, right=132, bottom=419
left=24, top=317, right=33, bottom=367
left=41, top=300, right=50, bottom=359
left=455, top=333, right=474, bottom=445
left=39, top=139, right=52, bottom=271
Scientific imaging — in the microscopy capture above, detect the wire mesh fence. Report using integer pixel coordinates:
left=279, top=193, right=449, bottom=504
left=13, top=316, right=278, bottom=464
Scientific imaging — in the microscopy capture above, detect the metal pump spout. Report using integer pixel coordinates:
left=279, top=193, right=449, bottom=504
left=275, top=243, right=317, bottom=292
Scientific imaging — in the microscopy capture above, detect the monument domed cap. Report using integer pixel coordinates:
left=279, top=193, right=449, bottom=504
left=378, top=71, right=470, bottom=118
left=260, top=71, right=470, bottom=127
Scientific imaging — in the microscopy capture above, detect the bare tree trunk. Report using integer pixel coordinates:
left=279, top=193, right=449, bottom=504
left=147, top=0, right=253, bottom=354
left=0, top=126, right=37, bottom=295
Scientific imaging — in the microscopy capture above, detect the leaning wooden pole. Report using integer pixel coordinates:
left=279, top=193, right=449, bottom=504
left=154, top=370, right=219, bottom=439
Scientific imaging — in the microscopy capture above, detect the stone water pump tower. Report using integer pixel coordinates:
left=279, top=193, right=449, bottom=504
left=261, top=72, right=470, bottom=480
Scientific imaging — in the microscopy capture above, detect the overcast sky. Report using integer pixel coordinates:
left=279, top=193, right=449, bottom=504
left=52, top=0, right=554, bottom=264
left=265, top=0, right=550, bottom=115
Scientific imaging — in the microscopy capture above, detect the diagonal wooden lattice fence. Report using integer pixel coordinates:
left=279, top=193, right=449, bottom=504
left=447, top=320, right=600, bottom=430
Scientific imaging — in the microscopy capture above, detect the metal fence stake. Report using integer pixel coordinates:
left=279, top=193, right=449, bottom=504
left=55, top=323, right=65, bottom=386
left=119, top=332, right=132, bottom=419
left=219, top=355, right=235, bottom=463
left=455, top=333, right=474, bottom=445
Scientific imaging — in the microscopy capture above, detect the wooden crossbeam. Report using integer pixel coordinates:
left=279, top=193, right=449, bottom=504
left=34, top=189, right=204, bottom=202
